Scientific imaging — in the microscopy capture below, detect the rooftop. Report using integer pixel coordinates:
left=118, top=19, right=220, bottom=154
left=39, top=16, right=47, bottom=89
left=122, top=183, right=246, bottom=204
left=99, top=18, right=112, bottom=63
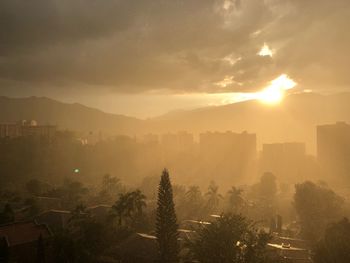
left=0, top=221, right=51, bottom=247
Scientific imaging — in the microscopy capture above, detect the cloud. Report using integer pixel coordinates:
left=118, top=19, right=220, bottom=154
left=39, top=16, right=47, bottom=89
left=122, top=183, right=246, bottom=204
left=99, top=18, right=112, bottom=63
left=0, top=0, right=349, bottom=95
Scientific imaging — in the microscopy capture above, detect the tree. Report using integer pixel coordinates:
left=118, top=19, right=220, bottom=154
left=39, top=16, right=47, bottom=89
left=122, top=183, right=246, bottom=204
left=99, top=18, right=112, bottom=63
left=249, top=173, right=277, bottom=222
left=205, top=181, right=223, bottom=214
left=112, top=190, right=146, bottom=227
left=294, top=181, right=343, bottom=242
left=186, top=213, right=271, bottom=263
left=113, top=193, right=132, bottom=226
left=62, top=179, right=88, bottom=209
left=131, top=190, right=147, bottom=217
left=156, top=169, right=179, bottom=263
left=314, top=218, right=350, bottom=263
left=186, top=186, right=202, bottom=204
left=99, top=174, right=123, bottom=202
left=53, top=204, right=117, bottom=263
left=175, top=185, right=203, bottom=220
left=259, top=172, right=277, bottom=201
left=227, top=187, right=244, bottom=213
left=140, top=175, right=159, bottom=200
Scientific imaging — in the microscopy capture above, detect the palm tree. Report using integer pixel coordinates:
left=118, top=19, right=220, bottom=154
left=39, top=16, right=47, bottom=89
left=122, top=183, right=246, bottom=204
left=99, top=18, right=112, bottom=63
left=113, top=193, right=132, bottom=226
left=227, top=186, right=244, bottom=213
left=184, top=185, right=203, bottom=218
left=186, top=186, right=202, bottom=204
left=205, top=181, right=223, bottom=214
left=112, top=190, right=147, bottom=226
left=101, top=174, right=122, bottom=199
left=130, top=190, right=147, bottom=217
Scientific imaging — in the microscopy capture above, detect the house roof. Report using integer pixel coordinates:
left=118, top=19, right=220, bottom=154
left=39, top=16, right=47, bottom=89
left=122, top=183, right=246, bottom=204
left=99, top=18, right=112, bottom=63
left=87, top=204, right=112, bottom=210
left=267, top=243, right=307, bottom=251
left=43, top=209, right=71, bottom=214
left=0, top=221, right=51, bottom=247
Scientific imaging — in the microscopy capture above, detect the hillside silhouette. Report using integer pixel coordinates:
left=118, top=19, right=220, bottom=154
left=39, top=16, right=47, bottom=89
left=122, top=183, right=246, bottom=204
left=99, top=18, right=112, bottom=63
left=1, top=93, right=350, bottom=152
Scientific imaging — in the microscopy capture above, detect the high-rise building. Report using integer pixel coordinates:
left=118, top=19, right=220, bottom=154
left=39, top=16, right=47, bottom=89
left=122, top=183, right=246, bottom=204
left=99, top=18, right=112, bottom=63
left=199, top=131, right=257, bottom=183
left=0, top=120, right=56, bottom=139
left=0, top=122, right=21, bottom=138
left=260, top=142, right=306, bottom=182
left=161, top=131, right=194, bottom=153
left=317, top=122, right=350, bottom=182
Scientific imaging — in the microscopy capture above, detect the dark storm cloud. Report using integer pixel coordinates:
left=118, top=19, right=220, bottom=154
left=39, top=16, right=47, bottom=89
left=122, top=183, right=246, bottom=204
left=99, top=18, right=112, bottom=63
left=0, top=0, right=349, bottom=94
left=0, top=0, right=140, bottom=53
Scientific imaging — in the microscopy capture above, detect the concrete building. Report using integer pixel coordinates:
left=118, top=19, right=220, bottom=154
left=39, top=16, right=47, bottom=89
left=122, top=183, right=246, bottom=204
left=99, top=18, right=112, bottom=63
left=142, top=133, right=159, bottom=146
left=0, top=120, right=56, bottom=139
left=161, top=131, right=194, bottom=153
left=260, top=142, right=307, bottom=182
left=199, top=131, right=257, bottom=183
left=317, top=122, right=350, bottom=183
left=0, top=122, right=21, bottom=138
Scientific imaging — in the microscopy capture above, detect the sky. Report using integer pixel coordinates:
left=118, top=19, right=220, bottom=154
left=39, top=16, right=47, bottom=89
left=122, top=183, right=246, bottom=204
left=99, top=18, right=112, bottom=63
left=1, top=0, right=350, bottom=118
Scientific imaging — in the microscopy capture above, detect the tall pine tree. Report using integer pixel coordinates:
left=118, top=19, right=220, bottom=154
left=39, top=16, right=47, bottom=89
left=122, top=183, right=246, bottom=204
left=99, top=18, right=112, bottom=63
left=156, top=169, right=179, bottom=263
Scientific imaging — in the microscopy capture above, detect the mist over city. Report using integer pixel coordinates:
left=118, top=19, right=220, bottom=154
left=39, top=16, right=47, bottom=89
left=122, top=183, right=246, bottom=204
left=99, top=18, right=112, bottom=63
left=1, top=1, right=350, bottom=262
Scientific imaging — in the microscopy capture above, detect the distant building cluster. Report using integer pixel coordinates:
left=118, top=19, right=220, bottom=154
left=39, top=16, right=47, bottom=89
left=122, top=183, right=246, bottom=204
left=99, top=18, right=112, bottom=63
left=1, top=118, right=350, bottom=185
left=161, top=131, right=195, bottom=153
left=138, top=121, right=350, bottom=185
left=0, top=120, right=56, bottom=139
left=140, top=131, right=257, bottom=184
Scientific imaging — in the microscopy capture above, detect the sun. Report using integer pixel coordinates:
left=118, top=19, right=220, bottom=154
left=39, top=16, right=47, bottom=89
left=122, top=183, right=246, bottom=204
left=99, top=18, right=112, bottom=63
left=258, top=86, right=284, bottom=104
left=257, top=74, right=297, bottom=105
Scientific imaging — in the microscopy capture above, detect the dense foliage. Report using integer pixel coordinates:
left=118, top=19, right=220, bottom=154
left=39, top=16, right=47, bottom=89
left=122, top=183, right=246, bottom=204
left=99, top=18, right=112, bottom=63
left=186, top=213, right=271, bottom=263
left=314, top=218, right=350, bottom=263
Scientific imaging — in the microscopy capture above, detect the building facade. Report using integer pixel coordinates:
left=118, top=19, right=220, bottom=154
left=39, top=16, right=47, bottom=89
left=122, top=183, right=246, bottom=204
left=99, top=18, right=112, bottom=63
left=0, top=120, right=56, bottom=139
left=317, top=122, right=350, bottom=183
left=260, top=142, right=307, bottom=182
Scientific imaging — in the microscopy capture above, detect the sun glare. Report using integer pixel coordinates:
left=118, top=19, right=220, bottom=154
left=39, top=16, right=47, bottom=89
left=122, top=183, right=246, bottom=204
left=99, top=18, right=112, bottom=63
left=258, top=43, right=273, bottom=57
left=257, top=74, right=297, bottom=105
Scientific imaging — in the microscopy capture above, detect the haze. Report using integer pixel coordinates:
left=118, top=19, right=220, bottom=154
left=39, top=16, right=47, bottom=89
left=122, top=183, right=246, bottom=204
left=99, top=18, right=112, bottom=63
left=1, top=1, right=350, bottom=263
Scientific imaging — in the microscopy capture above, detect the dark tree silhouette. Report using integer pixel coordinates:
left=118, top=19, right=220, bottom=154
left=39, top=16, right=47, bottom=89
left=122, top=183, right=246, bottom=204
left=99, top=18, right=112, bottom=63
left=99, top=174, right=123, bottom=203
left=156, top=169, right=179, bottom=263
left=314, top=218, right=350, bottom=263
left=205, top=181, right=223, bottom=214
left=186, top=213, right=271, bottom=263
left=186, top=186, right=202, bottom=204
left=294, top=181, right=343, bottom=242
left=112, top=190, right=146, bottom=227
left=227, top=186, right=244, bottom=213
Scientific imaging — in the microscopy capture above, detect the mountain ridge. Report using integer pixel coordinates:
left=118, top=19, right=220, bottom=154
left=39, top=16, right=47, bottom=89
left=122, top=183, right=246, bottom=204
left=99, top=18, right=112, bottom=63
left=1, top=92, right=350, bottom=153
